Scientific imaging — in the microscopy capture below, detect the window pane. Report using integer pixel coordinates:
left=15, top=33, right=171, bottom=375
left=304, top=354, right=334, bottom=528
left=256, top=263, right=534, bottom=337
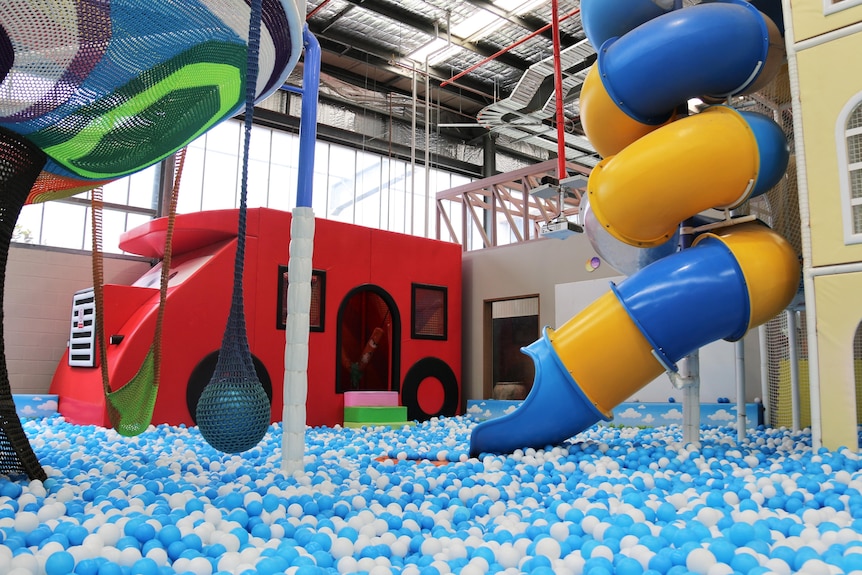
left=268, top=130, right=299, bottom=211
left=14, top=204, right=42, bottom=245
left=849, top=104, right=862, bottom=131
left=854, top=204, right=862, bottom=234
left=852, top=168, right=862, bottom=200
left=328, top=145, right=356, bottom=223
left=439, top=196, right=462, bottom=244
left=410, top=165, right=425, bottom=237
left=201, top=122, right=240, bottom=211
left=178, top=135, right=206, bottom=214
left=311, top=141, right=329, bottom=215
left=355, top=151, right=381, bottom=229
left=102, top=177, right=130, bottom=206
left=245, top=124, right=272, bottom=209
left=383, top=158, right=407, bottom=234
left=416, top=169, right=448, bottom=238
left=497, top=211, right=515, bottom=247
left=42, top=202, right=87, bottom=250
left=127, top=164, right=160, bottom=210
left=849, top=132, right=862, bottom=165
left=389, top=162, right=410, bottom=234
left=379, top=158, right=391, bottom=231
left=99, top=209, right=131, bottom=254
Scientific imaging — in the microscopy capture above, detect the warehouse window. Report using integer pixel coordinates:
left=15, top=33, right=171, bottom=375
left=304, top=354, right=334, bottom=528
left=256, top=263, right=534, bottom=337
left=15, top=165, right=159, bottom=254
left=840, top=95, right=862, bottom=244
left=13, top=117, right=470, bottom=254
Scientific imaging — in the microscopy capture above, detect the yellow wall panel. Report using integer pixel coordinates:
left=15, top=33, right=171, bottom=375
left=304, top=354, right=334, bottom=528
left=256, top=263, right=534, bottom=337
left=796, top=32, right=862, bottom=266
left=789, top=0, right=862, bottom=41
left=813, top=272, right=862, bottom=449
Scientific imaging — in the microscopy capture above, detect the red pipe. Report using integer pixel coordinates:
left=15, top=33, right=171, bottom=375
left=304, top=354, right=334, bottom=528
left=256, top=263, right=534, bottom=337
left=440, top=7, right=581, bottom=88
left=551, top=0, right=566, bottom=179
left=308, top=0, right=333, bottom=19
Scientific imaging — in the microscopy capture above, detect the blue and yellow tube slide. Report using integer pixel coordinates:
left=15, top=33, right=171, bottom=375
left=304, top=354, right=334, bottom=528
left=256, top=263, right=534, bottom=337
left=470, top=0, right=799, bottom=456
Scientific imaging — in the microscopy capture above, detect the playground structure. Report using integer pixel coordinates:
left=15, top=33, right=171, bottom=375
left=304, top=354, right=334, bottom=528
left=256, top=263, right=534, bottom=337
left=470, top=0, right=801, bottom=455
left=49, top=207, right=462, bottom=430
left=1, top=0, right=862, bottom=479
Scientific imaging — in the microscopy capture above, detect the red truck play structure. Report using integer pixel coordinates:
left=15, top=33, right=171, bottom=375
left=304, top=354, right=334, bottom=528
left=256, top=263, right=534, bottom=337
left=50, top=208, right=462, bottom=428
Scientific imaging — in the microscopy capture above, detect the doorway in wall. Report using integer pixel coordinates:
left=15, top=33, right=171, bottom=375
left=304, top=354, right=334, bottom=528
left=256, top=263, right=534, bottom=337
left=336, top=286, right=398, bottom=394
left=486, top=296, right=539, bottom=400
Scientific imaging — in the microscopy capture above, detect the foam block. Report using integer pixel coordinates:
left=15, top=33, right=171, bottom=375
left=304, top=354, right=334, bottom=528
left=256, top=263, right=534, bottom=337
left=344, top=406, right=407, bottom=423
left=343, top=391, right=399, bottom=407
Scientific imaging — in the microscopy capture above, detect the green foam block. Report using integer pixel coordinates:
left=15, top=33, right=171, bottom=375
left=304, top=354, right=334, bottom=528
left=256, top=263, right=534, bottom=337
left=344, top=406, right=408, bottom=423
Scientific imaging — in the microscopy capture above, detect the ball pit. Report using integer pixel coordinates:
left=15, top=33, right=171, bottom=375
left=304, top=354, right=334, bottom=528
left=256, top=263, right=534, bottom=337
left=3, top=415, right=862, bottom=575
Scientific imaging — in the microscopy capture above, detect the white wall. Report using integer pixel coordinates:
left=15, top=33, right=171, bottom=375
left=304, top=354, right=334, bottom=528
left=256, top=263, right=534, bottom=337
left=4, top=245, right=151, bottom=394
left=461, top=233, right=619, bottom=403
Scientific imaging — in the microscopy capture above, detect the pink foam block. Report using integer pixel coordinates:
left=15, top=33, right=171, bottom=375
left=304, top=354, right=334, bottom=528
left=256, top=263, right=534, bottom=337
left=343, top=391, right=400, bottom=407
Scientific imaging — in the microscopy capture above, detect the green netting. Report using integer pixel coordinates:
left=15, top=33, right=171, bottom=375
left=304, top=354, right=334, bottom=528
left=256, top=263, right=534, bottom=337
left=105, top=350, right=158, bottom=437
left=92, top=150, right=184, bottom=436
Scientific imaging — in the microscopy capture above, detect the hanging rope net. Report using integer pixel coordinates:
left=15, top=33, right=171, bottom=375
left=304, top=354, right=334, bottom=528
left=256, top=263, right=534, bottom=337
left=0, top=0, right=303, bottom=203
left=0, top=127, right=48, bottom=480
left=91, top=150, right=185, bottom=436
left=195, top=0, right=271, bottom=454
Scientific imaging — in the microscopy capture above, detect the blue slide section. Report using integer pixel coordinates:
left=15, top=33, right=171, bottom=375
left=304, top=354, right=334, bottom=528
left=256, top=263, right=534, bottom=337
left=594, top=0, right=775, bottom=124
left=469, top=329, right=607, bottom=457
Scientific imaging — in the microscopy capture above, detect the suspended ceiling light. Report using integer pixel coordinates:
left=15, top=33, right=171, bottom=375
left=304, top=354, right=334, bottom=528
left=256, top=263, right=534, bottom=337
left=451, top=11, right=500, bottom=41
left=407, top=0, right=547, bottom=65
left=407, top=38, right=451, bottom=63
left=494, top=0, right=547, bottom=15
left=457, top=0, right=547, bottom=42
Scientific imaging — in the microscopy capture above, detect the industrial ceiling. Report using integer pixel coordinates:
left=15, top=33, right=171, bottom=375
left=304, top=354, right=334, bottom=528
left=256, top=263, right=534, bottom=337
left=298, top=0, right=599, bottom=170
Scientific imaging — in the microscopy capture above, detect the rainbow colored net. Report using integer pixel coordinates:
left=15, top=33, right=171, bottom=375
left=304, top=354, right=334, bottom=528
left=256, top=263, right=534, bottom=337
left=0, top=0, right=303, bottom=202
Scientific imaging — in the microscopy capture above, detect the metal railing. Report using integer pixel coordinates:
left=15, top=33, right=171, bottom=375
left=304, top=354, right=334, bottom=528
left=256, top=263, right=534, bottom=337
left=435, top=158, right=590, bottom=250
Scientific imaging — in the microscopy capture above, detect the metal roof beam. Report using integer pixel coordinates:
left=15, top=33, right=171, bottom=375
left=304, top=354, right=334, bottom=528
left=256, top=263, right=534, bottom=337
left=330, top=0, right=534, bottom=72
left=310, top=32, right=496, bottom=104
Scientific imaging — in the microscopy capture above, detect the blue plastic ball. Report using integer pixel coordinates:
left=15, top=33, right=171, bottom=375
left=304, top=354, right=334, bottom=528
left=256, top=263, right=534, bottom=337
left=46, top=551, right=75, bottom=575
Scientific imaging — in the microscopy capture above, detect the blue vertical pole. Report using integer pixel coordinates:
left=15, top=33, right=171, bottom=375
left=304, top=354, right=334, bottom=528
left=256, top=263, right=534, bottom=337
left=296, top=26, right=320, bottom=209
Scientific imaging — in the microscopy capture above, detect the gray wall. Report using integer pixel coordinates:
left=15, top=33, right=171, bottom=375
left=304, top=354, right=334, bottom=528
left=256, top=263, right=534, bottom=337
left=4, top=244, right=151, bottom=394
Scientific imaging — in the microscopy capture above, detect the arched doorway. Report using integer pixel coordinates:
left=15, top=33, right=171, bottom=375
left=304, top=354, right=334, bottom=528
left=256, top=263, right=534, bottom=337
left=335, top=285, right=400, bottom=394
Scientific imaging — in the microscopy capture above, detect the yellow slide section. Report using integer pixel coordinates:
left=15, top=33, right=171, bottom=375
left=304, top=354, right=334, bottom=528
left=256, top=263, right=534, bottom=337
left=586, top=106, right=763, bottom=248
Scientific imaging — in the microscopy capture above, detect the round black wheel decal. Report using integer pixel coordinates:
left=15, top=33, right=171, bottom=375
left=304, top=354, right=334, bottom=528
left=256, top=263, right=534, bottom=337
left=401, top=357, right=459, bottom=421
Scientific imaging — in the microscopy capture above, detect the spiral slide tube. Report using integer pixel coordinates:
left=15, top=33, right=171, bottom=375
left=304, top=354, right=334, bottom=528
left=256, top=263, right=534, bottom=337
left=469, top=0, right=800, bottom=457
